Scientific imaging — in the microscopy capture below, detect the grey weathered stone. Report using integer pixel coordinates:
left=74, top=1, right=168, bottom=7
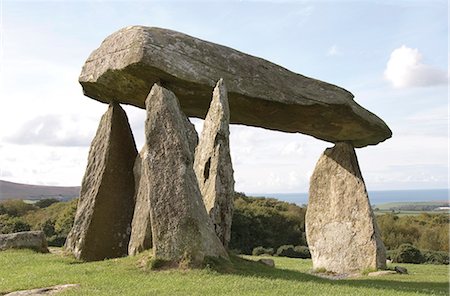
left=0, top=231, right=48, bottom=253
left=395, top=266, right=408, bottom=274
left=258, top=258, right=275, bottom=267
left=306, top=142, right=386, bottom=274
left=194, top=79, right=234, bottom=248
left=65, top=102, right=137, bottom=261
left=128, top=146, right=152, bottom=256
left=79, top=26, right=391, bottom=148
left=144, top=84, right=228, bottom=266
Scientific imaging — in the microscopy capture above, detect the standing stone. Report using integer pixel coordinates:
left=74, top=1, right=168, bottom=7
left=194, top=79, right=234, bottom=248
left=65, top=102, right=137, bottom=261
left=306, top=142, right=386, bottom=274
left=145, top=84, right=228, bottom=266
left=128, top=146, right=152, bottom=256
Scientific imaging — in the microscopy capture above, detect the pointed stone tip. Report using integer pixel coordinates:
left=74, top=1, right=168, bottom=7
left=214, top=78, right=226, bottom=91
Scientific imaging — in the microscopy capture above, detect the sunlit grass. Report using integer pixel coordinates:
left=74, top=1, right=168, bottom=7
left=0, top=249, right=448, bottom=295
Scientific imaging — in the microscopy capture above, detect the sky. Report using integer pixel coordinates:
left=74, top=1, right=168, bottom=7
left=0, top=0, right=448, bottom=194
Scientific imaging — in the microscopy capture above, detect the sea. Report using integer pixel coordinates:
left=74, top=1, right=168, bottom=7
left=248, top=189, right=449, bottom=206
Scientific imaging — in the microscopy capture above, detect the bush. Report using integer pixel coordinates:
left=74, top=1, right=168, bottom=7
left=230, top=193, right=307, bottom=254
left=386, top=249, right=397, bottom=260
left=0, top=200, right=36, bottom=217
left=422, top=250, right=449, bottom=265
left=0, top=214, right=31, bottom=234
left=276, top=245, right=299, bottom=258
left=23, top=198, right=78, bottom=247
left=35, top=198, right=60, bottom=209
left=294, top=245, right=311, bottom=259
left=252, top=246, right=274, bottom=256
left=393, top=244, right=425, bottom=264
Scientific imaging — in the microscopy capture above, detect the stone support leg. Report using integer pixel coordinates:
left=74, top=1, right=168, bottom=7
left=306, top=142, right=386, bottom=273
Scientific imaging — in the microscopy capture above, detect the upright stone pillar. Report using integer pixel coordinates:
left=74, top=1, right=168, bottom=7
left=194, top=79, right=235, bottom=248
left=144, top=84, right=228, bottom=266
left=128, top=146, right=152, bottom=256
left=65, top=102, right=137, bottom=261
left=306, top=142, right=386, bottom=274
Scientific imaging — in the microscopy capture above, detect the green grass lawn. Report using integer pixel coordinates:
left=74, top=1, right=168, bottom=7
left=0, top=249, right=448, bottom=296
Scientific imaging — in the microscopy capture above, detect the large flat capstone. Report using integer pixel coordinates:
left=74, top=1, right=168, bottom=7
left=79, top=26, right=391, bottom=148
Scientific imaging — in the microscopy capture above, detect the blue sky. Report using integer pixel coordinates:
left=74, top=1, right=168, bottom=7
left=0, top=0, right=448, bottom=193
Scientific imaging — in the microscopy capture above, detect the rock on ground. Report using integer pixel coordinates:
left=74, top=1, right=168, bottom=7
left=79, top=26, right=391, bottom=148
left=0, top=231, right=48, bottom=253
left=128, top=146, right=152, bottom=256
left=65, top=102, right=137, bottom=261
left=258, top=258, right=275, bottom=267
left=194, top=79, right=234, bottom=248
left=144, top=84, right=228, bottom=266
left=4, top=284, right=79, bottom=296
left=306, top=142, right=386, bottom=274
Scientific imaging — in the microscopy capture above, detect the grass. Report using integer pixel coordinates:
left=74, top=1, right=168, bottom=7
left=0, top=249, right=448, bottom=296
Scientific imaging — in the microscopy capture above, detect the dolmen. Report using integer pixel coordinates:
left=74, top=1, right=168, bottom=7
left=66, top=26, right=391, bottom=272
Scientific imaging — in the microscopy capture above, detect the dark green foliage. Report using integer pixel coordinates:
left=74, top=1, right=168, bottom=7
left=386, top=249, right=398, bottom=260
left=422, top=250, right=449, bottom=265
left=393, top=244, right=425, bottom=264
left=294, top=245, right=311, bottom=259
left=35, top=198, right=60, bottom=209
left=0, top=215, right=31, bottom=234
left=230, top=192, right=307, bottom=254
left=276, top=245, right=301, bottom=258
left=252, top=246, right=274, bottom=256
left=0, top=198, right=76, bottom=247
left=377, top=213, right=449, bottom=252
left=0, top=200, right=36, bottom=217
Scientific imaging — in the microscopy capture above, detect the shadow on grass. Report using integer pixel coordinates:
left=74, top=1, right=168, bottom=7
left=223, top=256, right=448, bottom=295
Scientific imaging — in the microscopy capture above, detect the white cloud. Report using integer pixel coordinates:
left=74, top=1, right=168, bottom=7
left=4, top=114, right=97, bottom=147
left=384, top=45, right=448, bottom=88
left=327, top=45, right=340, bottom=56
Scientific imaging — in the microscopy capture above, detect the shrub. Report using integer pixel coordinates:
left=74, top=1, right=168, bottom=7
left=35, top=198, right=60, bottom=209
left=252, top=246, right=274, bottom=256
left=0, top=200, right=36, bottom=217
left=230, top=193, right=306, bottom=255
left=0, top=214, right=31, bottom=234
left=276, top=245, right=300, bottom=258
left=386, top=249, right=398, bottom=260
left=422, top=250, right=449, bottom=265
left=294, top=245, right=311, bottom=259
left=393, top=244, right=425, bottom=264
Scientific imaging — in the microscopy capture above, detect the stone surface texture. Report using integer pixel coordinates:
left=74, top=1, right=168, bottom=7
left=144, top=84, right=228, bottom=265
left=0, top=231, right=48, bottom=253
left=79, top=26, right=391, bottom=147
left=128, top=146, right=152, bottom=256
left=258, top=258, right=275, bottom=267
left=194, top=79, right=234, bottom=248
left=306, top=142, right=386, bottom=274
left=65, top=103, right=137, bottom=261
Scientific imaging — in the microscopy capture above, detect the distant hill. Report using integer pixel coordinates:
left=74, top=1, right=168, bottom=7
left=0, top=180, right=80, bottom=201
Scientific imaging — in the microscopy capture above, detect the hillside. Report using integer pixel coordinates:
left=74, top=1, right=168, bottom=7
left=0, top=180, right=80, bottom=201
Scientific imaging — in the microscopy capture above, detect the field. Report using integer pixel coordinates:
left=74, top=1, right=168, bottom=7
left=373, top=201, right=449, bottom=216
left=0, top=249, right=448, bottom=296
